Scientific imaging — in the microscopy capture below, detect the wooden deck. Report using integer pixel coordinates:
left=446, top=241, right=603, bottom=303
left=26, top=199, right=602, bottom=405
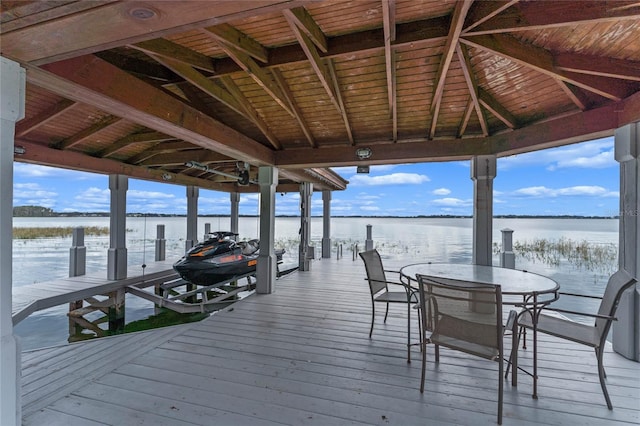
left=12, top=260, right=178, bottom=325
left=21, top=258, right=640, bottom=425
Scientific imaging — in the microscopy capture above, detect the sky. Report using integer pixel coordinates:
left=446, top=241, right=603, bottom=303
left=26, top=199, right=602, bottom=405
left=12, top=136, right=620, bottom=217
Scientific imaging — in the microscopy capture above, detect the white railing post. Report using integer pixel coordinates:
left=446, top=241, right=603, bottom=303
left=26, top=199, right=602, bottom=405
left=500, top=228, right=515, bottom=269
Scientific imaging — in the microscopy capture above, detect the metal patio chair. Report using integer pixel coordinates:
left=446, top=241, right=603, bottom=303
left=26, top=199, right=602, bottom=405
left=359, top=249, right=418, bottom=362
left=516, top=269, right=637, bottom=409
left=416, top=274, right=517, bottom=424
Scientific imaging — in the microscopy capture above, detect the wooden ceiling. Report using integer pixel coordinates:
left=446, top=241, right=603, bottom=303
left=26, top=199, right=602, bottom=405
left=2, top=0, right=640, bottom=193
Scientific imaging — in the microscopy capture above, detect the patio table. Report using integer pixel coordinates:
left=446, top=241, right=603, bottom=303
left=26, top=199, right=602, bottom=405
left=400, top=262, right=559, bottom=399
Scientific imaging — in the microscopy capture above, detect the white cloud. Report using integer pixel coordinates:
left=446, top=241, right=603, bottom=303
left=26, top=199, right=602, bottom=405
left=13, top=163, right=99, bottom=180
left=513, top=185, right=618, bottom=198
left=432, top=197, right=472, bottom=207
left=360, top=205, right=380, bottom=211
left=500, top=138, right=615, bottom=171
left=432, top=188, right=451, bottom=195
left=349, top=172, right=430, bottom=186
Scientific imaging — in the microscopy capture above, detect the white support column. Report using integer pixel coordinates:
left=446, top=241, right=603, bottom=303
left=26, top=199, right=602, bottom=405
left=185, top=186, right=199, bottom=252
left=1, top=56, right=25, bottom=426
left=322, top=190, right=332, bottom=258
left=230, top=192, right=240, bottom=235
left=299, top=182, right=313, bottom=271
left=107, top=175, right=128, bottom=280
left=257, top=167, right=278, bottom=293
left=613, top=123, right=640, bottom=361
left=471, top=155, right=497, bottom=266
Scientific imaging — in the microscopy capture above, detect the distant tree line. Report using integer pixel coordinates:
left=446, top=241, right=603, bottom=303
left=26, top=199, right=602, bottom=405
left=13, top=205, right=55, bottom=217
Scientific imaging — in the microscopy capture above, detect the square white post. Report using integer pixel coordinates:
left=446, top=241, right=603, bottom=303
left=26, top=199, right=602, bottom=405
left=1, top=56, right=26, bottom=426
left=471, top=155, right=496, bottom=266
left=257, top=166, right=278, bottom=293
left=613, top=123, right=640, bottom=361
left=230, top=192, right=240, bottom=235
left=322, top=190, right=332, bottom=258
left=107, top=174, right=128, bottom=280
left=185, top=186, right=199, bottom=252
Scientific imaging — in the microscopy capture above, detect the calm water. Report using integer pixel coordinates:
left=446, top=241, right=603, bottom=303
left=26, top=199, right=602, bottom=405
left=12, top=216, right=618, bottom=350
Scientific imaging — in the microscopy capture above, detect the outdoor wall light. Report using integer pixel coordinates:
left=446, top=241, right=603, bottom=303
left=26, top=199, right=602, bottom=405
left=355, top=147, right=372, bottom=160
left=161, top=173, right=172, bottom=181
left=14, top=145, right=26, bottom=155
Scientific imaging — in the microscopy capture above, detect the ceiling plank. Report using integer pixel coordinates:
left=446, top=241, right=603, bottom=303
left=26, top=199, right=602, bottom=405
left=456, top=43, right=489, bottom=136
left=93, top=131, right=175, bottom=158
left=382, top=0, right=397, bottom=136
left=206, top=34, right=295, bottom=117
left=461, top=34, right=631, bottom=101
left=554, top=53, right=640, bottom=82
left=282, top=7, right=328, bottom=53
left=132, top=39, right=216, bottom=73
left=272, top=68, right=317, bottom=148
left=431, top=0, right=473, bottom=114
left=327, top=59, right=354, bottom=145
left=219, top=76, right=283, bottom=150
left=478, top=88, right=517, bottom=129
left=15, top=98, right=77, bottom=137
left=463, top=0, right=520, bottom=33
left=55, top=116, right=122, bottom=150
left=204, top=23, right=269, bottom=63
left=1, top=1, right=313, bottom=64
left=31, top=55, right=275, bottom=166
left=464, top=0, right=640, bottom=35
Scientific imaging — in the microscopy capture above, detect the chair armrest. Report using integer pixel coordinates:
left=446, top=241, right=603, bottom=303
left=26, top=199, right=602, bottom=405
left=542, top=306, right=616, bottom=321
left=505, top=310, right=518, bottom=331
left=558, top=291, right=602, bottom=300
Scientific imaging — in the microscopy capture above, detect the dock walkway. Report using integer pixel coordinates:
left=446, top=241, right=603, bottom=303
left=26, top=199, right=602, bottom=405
left=20, top=258, right=640, bottom=425
left=12, top=260, right=178, bottom=325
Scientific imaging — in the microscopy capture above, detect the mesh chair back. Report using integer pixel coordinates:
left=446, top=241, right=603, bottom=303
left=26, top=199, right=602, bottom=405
left=595, top=269, right=637, bottom=337
left=417, top=274, right=503, bottom=360
left=359, top=250, right=388, bottom=295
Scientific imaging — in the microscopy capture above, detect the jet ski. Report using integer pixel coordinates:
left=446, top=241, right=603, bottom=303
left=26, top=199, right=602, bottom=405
left=173, top=231, right=285, bottom=286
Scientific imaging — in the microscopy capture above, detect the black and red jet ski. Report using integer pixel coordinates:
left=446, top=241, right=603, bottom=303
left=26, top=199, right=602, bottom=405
left=173, top=231, right=285, bottom=286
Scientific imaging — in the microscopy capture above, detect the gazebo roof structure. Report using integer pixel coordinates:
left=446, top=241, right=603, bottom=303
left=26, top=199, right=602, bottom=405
left=2, top=0, right=640, bottom=193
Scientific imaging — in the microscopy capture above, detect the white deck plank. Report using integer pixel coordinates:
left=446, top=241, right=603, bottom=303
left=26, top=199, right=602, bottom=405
left=20, top=259, right=640, bottom=425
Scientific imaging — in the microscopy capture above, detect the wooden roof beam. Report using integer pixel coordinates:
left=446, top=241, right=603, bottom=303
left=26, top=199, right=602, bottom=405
left=456, top=43, right=489, bottom=136
left=284, top=8, right=342, bottom=112
left=132, top=39, right=216, bottom=74
left=461, top=34, right=632, bottom=101
left=272, top=69, right=317, bottom=148
left=463, top=0, right=640, bottom=35
left=557, top=80, right=590, bottom=111
left=282, top=7, right=328, bottom=53
left=204, top=32, right=295, bottom=117
left=31, top=55, right=275, bottom=166
left=204, top=23, right=269, bottom=63
left=478, top=88, right=517, bottom=129
left=430, top=1, right=473, bottom=115
left=93, top=131, right=175, bottom=158
left=1, top=1, right=313, bottom=64
left=14, top=140, right=239, bottom=192
left=15, top=98, right=77, bottom=137
left=219, top=76, right=283, bottom=150
left=139, top=150, right=231, bottom=167
left=382, top=0, right=397, bottom=140
left=55, top=116, right=122, bottom=150
left=463, top=0, right=520, bottom=33
left=458, top=98, right=475, bottom=138
left=554, top=53, right=640, bottom=82
left=327, top=59, right=354, bottom=145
